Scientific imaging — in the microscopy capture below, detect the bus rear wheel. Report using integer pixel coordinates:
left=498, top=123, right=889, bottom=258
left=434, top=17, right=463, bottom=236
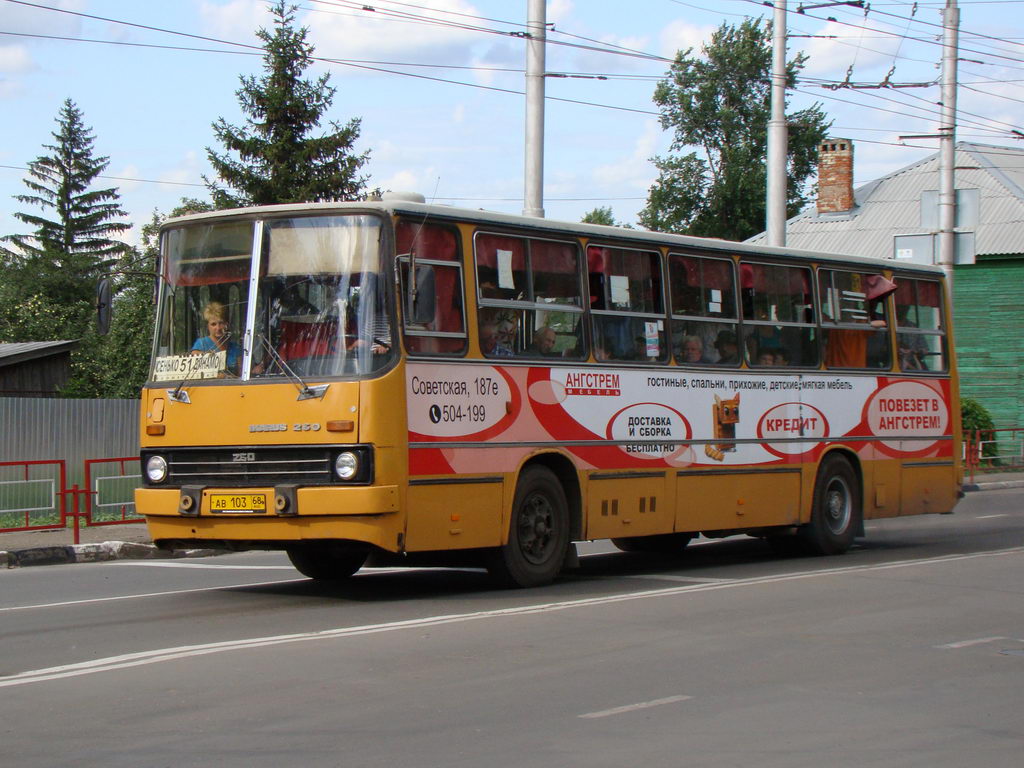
left=612, top=533, right=693, bottom=554
left=801, top=455, right=861, bottom=555
left=487, top=466, right=569, bottom=588
left=286, top=543, right=368, bottom=580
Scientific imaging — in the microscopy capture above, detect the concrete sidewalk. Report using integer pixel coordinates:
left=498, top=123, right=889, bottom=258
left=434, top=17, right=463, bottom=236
left=0, top=521, right=224, bottom=569
left=3, top=472, right=1023, bottom=568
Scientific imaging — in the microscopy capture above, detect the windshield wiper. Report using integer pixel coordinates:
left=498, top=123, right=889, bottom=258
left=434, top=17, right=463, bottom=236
left=256, top=331, right=328, bottom=401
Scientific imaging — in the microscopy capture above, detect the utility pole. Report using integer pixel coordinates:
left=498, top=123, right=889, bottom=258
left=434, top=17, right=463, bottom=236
left=523, top=0, right=546, bottom=218
left=937, top=0, right=959, bottom=285
left=766, top=0, right=788, bottom=246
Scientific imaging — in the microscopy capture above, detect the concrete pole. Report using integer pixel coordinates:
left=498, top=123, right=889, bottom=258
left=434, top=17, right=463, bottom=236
left=523, top=0, right=546, bottom=218
left=937, top=0, right=959, bottom=286
left=766, top=0, right=788, bottom=247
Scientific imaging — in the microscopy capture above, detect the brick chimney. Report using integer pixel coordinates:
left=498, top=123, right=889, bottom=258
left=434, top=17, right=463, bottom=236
left=817, top=138, right=855, bottom=214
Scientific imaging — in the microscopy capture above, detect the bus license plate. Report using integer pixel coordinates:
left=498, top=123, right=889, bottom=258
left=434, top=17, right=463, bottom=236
left=209, top=493, right=268, bottom=513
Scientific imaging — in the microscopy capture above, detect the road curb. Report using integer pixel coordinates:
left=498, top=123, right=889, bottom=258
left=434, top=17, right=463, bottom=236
left=1, top=541, right=229, bottom=569
left=965, top=479, right=1024, bottom=493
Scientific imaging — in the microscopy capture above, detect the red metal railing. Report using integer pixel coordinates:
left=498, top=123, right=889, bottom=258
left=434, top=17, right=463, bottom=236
left=0, top=459, right=67, bottom=533
left=1, top=457, right=143, bottom=539
left=84, top=456, right=144, bottom=527
left=964, top=428, right=1024, bottom=484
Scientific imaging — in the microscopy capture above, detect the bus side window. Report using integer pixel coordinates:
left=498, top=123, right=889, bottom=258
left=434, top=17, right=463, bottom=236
left=396, top=220, right=466, bottom=355
left=668, top=252, right=738, bottom=366
left=476, top=233, right=585, bottom=360
left=895, top=278, right=946, bottom=372
left=819, top=269, right=894, bottom=370
left=740, top=262, right=818, bottom=367
left=588, top=245, right=667, bottom=363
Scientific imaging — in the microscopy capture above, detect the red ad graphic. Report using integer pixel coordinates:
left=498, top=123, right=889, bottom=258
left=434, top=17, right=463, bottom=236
left=863, top=379, right=950, bottom=456
left=758, top=402, right=829, bottom=458
left=563, top=370, right=621, bottom=396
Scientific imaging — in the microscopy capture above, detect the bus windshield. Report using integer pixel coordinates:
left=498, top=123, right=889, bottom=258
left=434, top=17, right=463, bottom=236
left=152, top=213, right=393, bottom=383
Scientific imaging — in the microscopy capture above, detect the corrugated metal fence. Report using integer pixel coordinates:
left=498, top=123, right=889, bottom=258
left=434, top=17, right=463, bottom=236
left=0, top=398, right=140, bottom=531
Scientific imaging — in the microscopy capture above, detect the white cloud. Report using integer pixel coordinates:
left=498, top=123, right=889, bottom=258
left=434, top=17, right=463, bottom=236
left=592, top=119, right=662, bottom=190
left=799, top=19, right=904, bottom=79
left=307, top=0, right=484, bottom=71
left=112, top=164, right=142, bottom=193
left=659, top=20, right=715, bottom=59
left=4, top=0, right=83, bottom=37
left=0, top=78, right=23, bottom=100
left=378, top=169, right=423, bottom=194
left=160, top=150, right=203, bottom=187
left=548, top=0, right=574, bottom=20
left=0, top=45, right=33, bottom=74
left=198, top=0, right=269, bottom=42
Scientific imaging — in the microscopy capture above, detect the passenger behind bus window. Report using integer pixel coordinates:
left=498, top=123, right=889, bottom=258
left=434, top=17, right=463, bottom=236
left=480, top=321, right=513, bottom=357
left=744, top=307, right=783, bottom=362
left=896, top=304, right=928, bottom=370
left=192, top=301, right=241, bottom=374
left=679, top=334, right=711, bottom=364
left=713, top=330, right=740, bottom=365
left=527, top=326, right=558, bottom=356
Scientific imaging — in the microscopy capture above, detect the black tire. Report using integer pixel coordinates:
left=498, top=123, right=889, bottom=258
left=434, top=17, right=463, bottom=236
left=801, top=455, right=861, bottom=555
left=487, top=466, right=570, bottom=588
left=286, top=543, right=368, bottom=580
left=612, top=533, right=693, bottom=554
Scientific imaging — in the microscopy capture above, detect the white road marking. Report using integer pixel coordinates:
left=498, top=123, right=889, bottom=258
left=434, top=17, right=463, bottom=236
left=115, top=562, right=297, bottom=570
left=934, top=636, right=1010, bottom=649
left=579, top=695, right=692, bottom=719
left=2, top=546, right=1021, bottom=689
left=625, top=575, right=734, bottom=584
left=0, top=579, right=307, bottom=613
left=976, top=514, right=1009, bottom=520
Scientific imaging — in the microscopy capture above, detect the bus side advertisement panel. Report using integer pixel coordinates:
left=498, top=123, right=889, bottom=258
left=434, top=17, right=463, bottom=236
left=405, top=363, right=953, bottom=476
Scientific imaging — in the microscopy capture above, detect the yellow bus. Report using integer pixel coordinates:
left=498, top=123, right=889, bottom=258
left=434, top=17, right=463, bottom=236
left=137, top=196, right=962, bottom=587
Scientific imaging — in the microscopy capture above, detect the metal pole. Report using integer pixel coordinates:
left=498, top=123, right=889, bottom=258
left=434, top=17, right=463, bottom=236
left=766, top=0, right=788, bottom=247
left=937, top=0, right=959, bottom=285
left=523, top=0, right=546, bottom=218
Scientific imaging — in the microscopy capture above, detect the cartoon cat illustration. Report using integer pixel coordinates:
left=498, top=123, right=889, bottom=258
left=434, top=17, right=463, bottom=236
left=704, top=392, right=740, bottom=462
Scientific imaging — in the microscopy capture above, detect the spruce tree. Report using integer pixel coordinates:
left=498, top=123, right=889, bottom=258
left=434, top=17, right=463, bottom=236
left=206, top=1, right=369, bottom=207
left=0, top=98, right=130, bottom=338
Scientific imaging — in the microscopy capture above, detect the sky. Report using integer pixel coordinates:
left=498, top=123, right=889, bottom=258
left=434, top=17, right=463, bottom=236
left=1, top=0, right=1023, bottom=248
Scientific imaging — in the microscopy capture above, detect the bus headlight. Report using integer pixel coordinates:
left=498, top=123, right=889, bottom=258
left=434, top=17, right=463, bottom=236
left=146, top=455, right=168, bottom=483
left=334, top=451, right=359, bottom=481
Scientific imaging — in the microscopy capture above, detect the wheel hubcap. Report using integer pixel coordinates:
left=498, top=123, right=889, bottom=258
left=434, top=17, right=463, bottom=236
left=518, top=492, right=555, bottom=565
left=823, top=476, right=852, bottom=535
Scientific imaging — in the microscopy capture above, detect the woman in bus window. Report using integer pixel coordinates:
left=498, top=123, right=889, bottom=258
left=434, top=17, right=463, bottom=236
left=192, top=301, right=241, bottom=373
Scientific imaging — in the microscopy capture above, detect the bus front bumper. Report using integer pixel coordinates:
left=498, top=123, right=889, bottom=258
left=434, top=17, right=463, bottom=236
left=136, top=485, right=401, bottom=550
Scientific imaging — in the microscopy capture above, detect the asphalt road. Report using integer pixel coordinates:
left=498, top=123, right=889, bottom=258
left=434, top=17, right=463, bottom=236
left=2, top=488, right=1022, bottom=768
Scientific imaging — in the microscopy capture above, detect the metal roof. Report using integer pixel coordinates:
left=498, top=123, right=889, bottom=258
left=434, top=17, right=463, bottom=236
left=0, top=340, right=79, bottom=368
left=747, top=142, right=1024, bottom=258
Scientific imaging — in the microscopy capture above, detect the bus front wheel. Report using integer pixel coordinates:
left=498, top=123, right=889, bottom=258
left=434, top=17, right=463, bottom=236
left=487, top=466, right=569, bottom=588
left=286, top=543, right=368, bottom=580
left=802, top=455, right=861, bottom=555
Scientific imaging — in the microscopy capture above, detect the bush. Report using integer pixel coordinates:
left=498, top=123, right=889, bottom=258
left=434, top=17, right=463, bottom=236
left=961, top=397, right=997, bottom=461
left=961, top=397, right=995, bottom=434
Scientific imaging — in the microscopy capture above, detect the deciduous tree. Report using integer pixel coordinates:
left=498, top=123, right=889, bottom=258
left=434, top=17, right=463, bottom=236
left=639, top=19, right=830, bottom=240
